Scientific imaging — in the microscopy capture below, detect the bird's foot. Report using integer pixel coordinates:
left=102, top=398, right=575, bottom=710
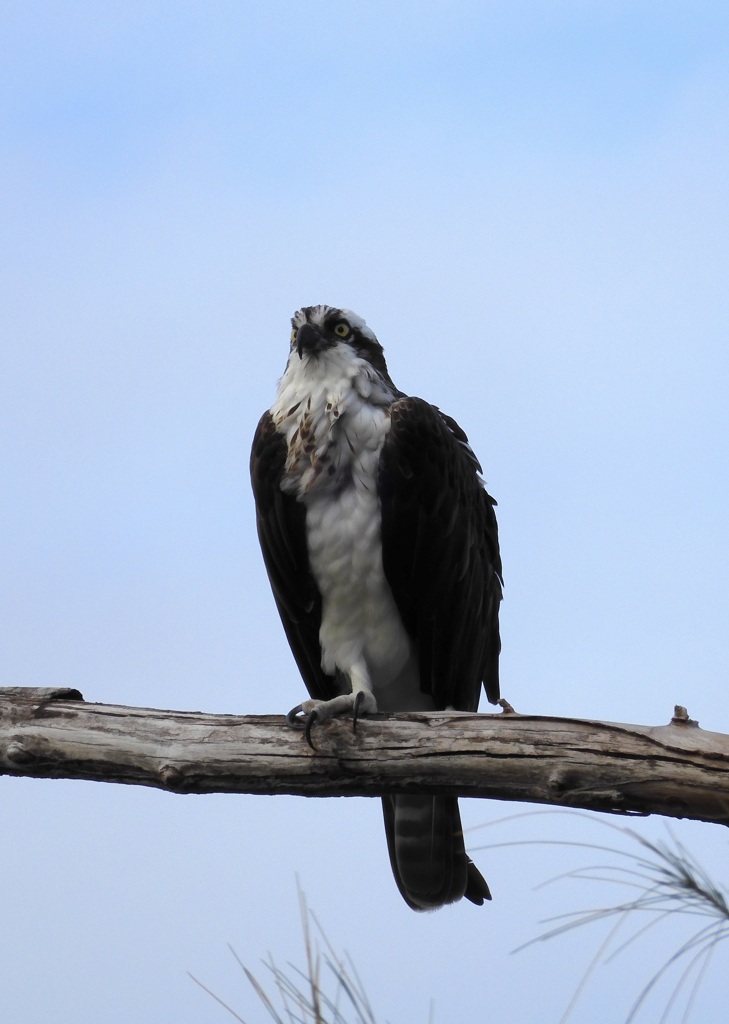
left=287, top=691, right=378, bottom=750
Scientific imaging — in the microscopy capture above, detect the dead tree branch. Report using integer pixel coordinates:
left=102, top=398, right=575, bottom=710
left=1, top=687, right=728, bottom=826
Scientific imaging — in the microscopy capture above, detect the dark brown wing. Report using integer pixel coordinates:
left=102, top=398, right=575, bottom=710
left=249, top=411, right=335, bottom=700
left=378, top=397, right=502, bottom=710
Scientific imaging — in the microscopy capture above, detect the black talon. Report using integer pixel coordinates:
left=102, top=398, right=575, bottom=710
left=352, top=691, right=365, bottom=734
left=304, top=710, right=319, bottom=750
left=287, top=704, right=304, bottom=726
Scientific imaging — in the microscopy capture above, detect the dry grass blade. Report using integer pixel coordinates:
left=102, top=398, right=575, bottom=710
left=191, top=883, right=389, bottom=1024
left=188, top=972, right=250, bottom=1024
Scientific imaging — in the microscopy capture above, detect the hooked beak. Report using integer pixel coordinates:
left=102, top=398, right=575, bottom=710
left=296, top=322, right=329, bottom=359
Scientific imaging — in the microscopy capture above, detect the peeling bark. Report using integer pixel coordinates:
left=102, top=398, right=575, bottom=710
left=1, top=688, right=728, bottom=826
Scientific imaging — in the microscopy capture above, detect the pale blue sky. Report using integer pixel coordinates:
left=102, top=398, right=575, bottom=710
left=2, top=3, right=729, bottom=1021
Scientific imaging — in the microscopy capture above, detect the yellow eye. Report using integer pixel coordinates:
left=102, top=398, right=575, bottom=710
left=333, top=322, right=350, bottom=338
left=290, top=328, right=298, bottom=345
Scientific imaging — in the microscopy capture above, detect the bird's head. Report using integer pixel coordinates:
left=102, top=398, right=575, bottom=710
left=289, top=305, right=391, bottom=380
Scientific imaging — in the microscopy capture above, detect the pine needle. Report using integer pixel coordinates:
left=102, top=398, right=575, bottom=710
left=477, top=812, right=729, bottom=1022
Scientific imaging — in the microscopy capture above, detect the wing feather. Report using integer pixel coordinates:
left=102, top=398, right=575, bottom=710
left=379, top=397, right=502, bottom=710
left=249, top=411, right=335, bottom=700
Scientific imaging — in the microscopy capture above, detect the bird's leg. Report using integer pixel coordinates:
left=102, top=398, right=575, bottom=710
left=287, top=664, right=377, bottom=749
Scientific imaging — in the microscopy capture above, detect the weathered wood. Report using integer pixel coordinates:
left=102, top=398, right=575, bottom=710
left=1, top=687, right=728, bottom=826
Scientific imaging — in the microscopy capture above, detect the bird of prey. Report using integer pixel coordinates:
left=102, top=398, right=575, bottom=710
left=250, top=304, right=502, bottom=910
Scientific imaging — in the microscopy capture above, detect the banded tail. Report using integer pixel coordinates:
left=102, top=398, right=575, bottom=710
left=382, top=795, right=491, bottom=910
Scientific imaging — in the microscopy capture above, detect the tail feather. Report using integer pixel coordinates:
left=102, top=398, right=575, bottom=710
left=465, top=856, right=492, bottom=905
left=382, top=795, right=490, bottom=910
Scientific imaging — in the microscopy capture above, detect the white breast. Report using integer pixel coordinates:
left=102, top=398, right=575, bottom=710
left=271, top=347, right=433, bottom=711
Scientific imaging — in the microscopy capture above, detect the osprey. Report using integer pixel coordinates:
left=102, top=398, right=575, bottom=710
left=250, top=304, right=502, bottom=910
